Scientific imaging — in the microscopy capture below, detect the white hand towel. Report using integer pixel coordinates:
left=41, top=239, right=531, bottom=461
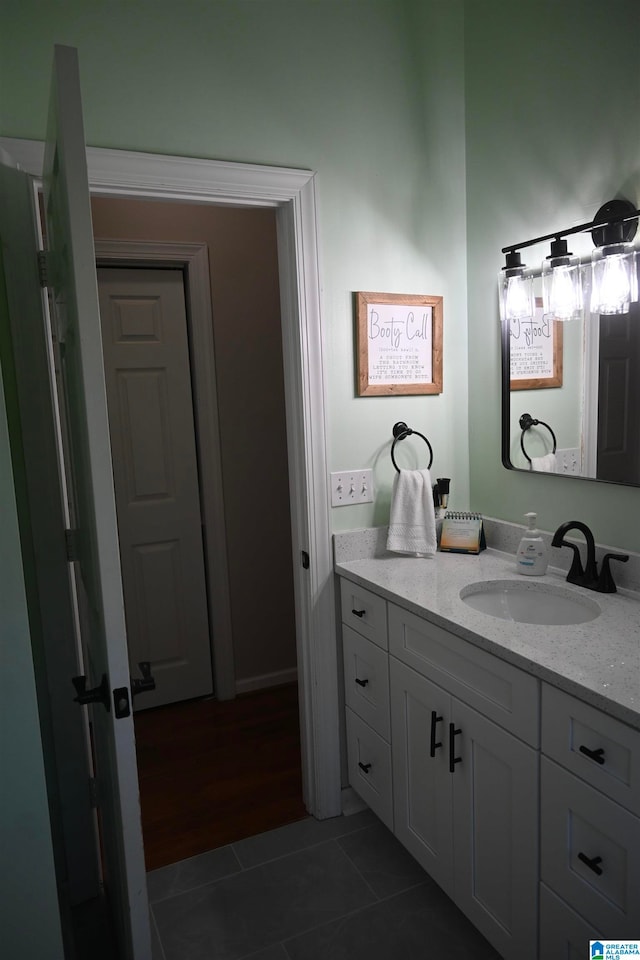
left=529, top=453, right=557, bottom=473
left=386, top=468, right=437, bottom=557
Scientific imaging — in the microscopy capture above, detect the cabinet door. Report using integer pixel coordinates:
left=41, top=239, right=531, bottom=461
left=539, top=883, right=602, bottom=960
left=390, top=658, right=454, bottom=896
left=453, top=700, right=539, bottom=960
left=541, top=757, right=640, bottom=937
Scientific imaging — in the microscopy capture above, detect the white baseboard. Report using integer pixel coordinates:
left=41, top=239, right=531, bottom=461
left=235, top=667, right=298, bottom=695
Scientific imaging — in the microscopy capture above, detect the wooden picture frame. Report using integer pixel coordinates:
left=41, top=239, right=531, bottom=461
left=510, top=297, right=563, bottom=390
left=356, top=291, right=443, bottom=396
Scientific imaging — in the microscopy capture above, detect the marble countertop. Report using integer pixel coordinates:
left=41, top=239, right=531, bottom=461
left=335, top=548, right=640, bottom=730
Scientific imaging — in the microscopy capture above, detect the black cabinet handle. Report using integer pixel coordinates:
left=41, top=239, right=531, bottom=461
left=579, top=745, right=605, bottom=765
left=354, top=677, right=369, bottom=687
left=449, top=723, right=462, bottom=773
left=430, top=710, right=443, bottom=757
left=358, top=761, right=372, bottom=773
left=352, top=608, right=366, bottom=618
left=578, top=852, right=603, bottom=876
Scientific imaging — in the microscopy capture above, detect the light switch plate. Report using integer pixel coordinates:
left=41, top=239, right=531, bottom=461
left=330, top=470, right=374, bottom=506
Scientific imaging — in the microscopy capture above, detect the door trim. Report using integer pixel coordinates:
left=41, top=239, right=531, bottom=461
left=95, top=240, right=235, bottom=702
left=2, top=137, right=341, bottom=819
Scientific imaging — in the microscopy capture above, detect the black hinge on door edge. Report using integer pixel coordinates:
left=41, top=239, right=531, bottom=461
left=64, top=528, right=79, bottom=562
left=37, top=250, right=51, bottom=288
left=301, top=550, right=310, bottom=570
left=88, top=777, right=99, bottom=809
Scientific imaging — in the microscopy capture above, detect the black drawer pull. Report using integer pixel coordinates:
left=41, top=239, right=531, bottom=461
left=430, top=710, right=443, bottom=757
left=352, top=608, right=366, bottom=618
left=579, top=745, right=605, bottom=765
left=449, top=723, right=462, bottom=773
left=358, top=761, right=372, bottom=773
left=578, top=852, right=603, bottom=876
left=354, top=677, right=369, bottom=687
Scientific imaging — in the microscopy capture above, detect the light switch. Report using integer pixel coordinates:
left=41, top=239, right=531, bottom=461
left=330, top=470, right=374, bottom=506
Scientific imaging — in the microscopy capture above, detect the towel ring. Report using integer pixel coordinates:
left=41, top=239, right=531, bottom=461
left=519, top=413, right=557, bottom=464
left=390, top=421, right=433, bottom=472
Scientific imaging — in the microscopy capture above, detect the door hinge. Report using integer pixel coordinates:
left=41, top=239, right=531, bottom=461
left=37, top=250, right=52, bottom=288
left=89, top=777, right=99, bottom=809
left=64, top=527, right=79, bottom=562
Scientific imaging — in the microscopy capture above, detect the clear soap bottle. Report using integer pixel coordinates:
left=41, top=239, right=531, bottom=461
left=516, top=512, right=548, bottom=576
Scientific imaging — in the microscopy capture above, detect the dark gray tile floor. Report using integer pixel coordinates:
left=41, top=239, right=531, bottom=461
left=149, top=810, right=501, bottom=960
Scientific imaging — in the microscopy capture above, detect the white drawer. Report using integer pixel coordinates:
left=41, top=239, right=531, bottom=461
left=343, top=625, right=390, bottom=741
left=542, top=682, right=640, bottom=815
left=340, top=578, right=388, bottom=649
left=539, top=883, right=604, bottom=958
left=388, top=603, right=539, bottom=745
left=541, top=757, right=640, bottom=937
left=345, top=707, right=393, bottom=830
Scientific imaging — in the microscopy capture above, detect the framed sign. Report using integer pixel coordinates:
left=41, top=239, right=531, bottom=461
left=510, top=297, right=563, bottom=390
left=356, top=291, right=443, bottom=396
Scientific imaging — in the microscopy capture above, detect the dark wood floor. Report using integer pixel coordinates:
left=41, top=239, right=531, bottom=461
left=134, top=682, right=307, bottom=871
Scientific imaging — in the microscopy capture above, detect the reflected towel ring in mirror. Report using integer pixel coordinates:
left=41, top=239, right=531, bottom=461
left=390, top=421, right=434, bottom=472
left=519, top=413, right=557, bottom=464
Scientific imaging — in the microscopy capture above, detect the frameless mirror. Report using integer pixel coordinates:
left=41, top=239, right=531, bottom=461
left=502, top=270, right=640, bottom=486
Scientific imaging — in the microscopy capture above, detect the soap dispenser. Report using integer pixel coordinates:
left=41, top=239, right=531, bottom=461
left=516, top=512, right=548, bottom=576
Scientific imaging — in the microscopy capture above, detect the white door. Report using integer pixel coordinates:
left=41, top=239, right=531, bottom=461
left=390, top=657, right=454, bottom=896
left=453, top=700, right=538, bottom=960
left=0, top=155, right=101, bottom=908
left=41, top=45, right=150, bottom=959
left=97, top=266, right=213, bottom=708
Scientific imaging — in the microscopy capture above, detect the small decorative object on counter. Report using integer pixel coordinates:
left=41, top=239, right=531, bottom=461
left=439, top=512, right=486, bottom=555
left=516, top=512, right=548, bottom=576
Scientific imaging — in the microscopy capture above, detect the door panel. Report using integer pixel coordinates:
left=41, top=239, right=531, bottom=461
left=597, top=303, right=640, bottom=483
left=390, top=657, right=454, bottom=896
left=42, top=45, right=150, bottom=960
left=98, top=267, right=213, bottom=708
left=0, top=158, right=100, bottom=906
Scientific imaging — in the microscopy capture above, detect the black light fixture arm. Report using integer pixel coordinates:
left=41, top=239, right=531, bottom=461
left=501, top=199, right=639, bottom=256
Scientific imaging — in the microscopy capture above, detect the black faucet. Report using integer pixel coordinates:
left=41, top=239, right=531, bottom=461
left=551, top=520, right=629, bottom=593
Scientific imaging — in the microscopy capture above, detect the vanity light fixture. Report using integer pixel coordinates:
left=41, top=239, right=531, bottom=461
left=500, top=250, right=534, bottom=322
left=501, top=197, right=639, bottom=322
left=541, top=237, right=583, bottom=321
left=590, top=199, right=638, bottom=315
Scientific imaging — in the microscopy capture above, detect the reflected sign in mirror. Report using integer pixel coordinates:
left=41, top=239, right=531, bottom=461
left=502, top=271, right=640, bottom=486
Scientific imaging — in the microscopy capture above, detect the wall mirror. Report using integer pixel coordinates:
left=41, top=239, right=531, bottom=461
left=502, top=271, right=640, bottom=486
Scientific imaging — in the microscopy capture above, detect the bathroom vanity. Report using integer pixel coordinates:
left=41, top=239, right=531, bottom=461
left=335, top=539, right=640, bottom=959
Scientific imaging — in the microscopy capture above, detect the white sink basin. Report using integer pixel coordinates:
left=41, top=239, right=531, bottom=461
left=460, top=580, right=601, bottom=625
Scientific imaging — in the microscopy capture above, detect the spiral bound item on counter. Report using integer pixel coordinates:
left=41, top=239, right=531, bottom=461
left=439, top=512, right=486, bottom=554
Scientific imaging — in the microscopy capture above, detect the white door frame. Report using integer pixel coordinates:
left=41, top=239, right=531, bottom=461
left=95, top=240, right=236, bottom=702
left=3, top=137, right=341, bottom=820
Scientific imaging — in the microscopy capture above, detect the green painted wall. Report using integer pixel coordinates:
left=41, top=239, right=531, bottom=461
left=465, top=0, right=640, bottom=549
left=0, top=0, right=469, bottom=529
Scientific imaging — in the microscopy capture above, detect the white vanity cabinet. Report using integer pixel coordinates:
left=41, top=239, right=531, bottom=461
left=339, top=576, right=540, bottom=960
left=389, top=605, right=539, bottom=960
left=539, top=683, right=640, bottom=949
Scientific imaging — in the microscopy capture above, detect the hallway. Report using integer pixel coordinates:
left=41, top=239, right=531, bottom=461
left=134, top=683, right=306, bottom=871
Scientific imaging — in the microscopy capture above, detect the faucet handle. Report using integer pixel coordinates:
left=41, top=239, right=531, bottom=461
left=597, top=552, right=629, bottom=593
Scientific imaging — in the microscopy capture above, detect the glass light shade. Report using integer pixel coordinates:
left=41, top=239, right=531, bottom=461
left=500, top=263, right=534, bottom=322
left=591, top=243, right=638, bottom=315
left=542, top=258, right=583, bottom=321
